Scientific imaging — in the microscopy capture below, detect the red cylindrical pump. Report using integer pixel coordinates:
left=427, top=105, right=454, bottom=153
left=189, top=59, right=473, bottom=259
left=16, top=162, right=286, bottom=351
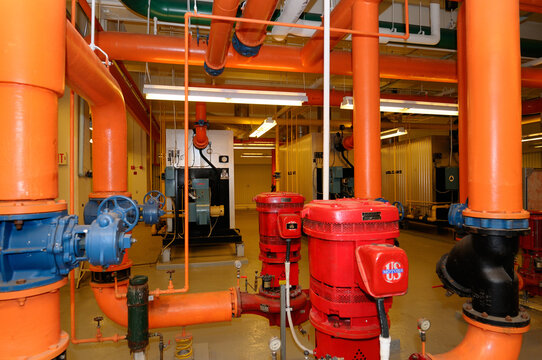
left=254, top=192, right=305, bottom=295
left=303, top=198, right=407, bottom=360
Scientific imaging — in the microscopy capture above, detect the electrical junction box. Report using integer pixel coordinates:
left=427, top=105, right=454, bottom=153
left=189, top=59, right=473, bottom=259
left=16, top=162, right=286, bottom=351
left=445, top=167, right=459, bottom=190
left=164, top=166, right=176, bottom=197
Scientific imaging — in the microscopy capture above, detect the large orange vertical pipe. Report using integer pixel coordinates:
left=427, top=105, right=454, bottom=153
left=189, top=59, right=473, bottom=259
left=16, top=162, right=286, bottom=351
left=0, top=0, right=65, bottom=206
left=233, top=0, right=279, bottom=52
left=457, top=3, right=468, bottom=203
left=462, top=0, right=527, bottom=219
left=65, top=22, right=129, bottom=198
left=204, top=0, right=239, bottom=75
left=352, top=0, right=381, bottom=199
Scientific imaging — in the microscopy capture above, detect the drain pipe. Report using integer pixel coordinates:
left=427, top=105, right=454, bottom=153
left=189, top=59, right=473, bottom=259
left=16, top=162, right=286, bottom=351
left=433, top=0, right=531, bottom=358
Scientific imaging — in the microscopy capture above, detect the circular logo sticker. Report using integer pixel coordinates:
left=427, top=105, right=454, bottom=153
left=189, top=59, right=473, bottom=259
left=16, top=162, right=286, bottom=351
left=382, top=261, right=404, bottom=283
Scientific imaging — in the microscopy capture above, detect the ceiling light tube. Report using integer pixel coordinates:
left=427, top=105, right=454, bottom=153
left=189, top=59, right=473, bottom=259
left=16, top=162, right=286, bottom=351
left=144, top=85, right=308, bottom=106
left=250, top=118, right=277, bottom=138
left=240, top=154, right=272, bottom=158
left=341, top=96, right=458, bottom=116
left=380, top=127, right=408, bottom=140
left=522, top=133, right=542, bottom=142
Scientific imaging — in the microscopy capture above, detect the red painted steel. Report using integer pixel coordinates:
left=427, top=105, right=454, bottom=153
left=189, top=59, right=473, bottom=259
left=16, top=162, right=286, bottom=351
left=193, top=102, right=209, bottom=149
left=234, top=0, right=280, bottom=49
left=205, top=0, right=239, bottom=71
left=519, top=211, right=542, bottom=296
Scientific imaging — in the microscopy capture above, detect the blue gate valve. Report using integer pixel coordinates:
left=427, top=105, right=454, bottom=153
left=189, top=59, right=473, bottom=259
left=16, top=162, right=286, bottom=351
left=141, top=190, right=166, bottom=225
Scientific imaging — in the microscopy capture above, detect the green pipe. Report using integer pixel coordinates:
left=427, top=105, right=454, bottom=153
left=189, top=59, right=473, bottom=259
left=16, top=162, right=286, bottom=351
left=127, top=275, right=149, bottom=353
left=121, top=0, right=542, bottom=58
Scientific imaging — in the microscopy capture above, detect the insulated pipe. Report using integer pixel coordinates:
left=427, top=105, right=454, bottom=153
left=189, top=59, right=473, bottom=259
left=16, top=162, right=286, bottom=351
left=92, top=31, right=542, bottom=87
left=380, top=1, right=440, bottom=45
left=462, top=0, right=527, bottom=219
left=66, top=22, right=128, bottom=198
left=232, top=0, right=280, bottom=57
left=301, top=0, right=354, bottom=68
left=204, top=0, right=239, bottom=76
left=91, top=282, right=239, bottom=328
left=352, top=0, right=382, bottom=200
left=457, top=3, right=468, bottom=204
left=271, top=0, right=311, bottom=41
left=0, top=0, right=65, bottom=204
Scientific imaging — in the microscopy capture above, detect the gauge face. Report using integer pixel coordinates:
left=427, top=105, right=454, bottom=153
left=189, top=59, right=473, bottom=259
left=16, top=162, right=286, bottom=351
left=269, top=337, right=281, bottom=351
left=418, top=318, right=431, bottom=331
left=234, top=260, right=242, bottom=269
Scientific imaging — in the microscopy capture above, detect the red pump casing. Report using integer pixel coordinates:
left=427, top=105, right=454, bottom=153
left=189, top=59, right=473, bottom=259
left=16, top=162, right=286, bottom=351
left=303, top=198, right=407, bottom=360
left=519, top=211, right=542, bottom=296
left=254, top=192, right=305, bottom=295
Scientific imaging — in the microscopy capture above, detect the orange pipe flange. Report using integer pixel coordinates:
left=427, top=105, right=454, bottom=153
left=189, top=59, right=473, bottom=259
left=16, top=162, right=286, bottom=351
left=457, top=3, right=468, bottom=204
left=65, top=21, right=129, bottom=198
left=91, top=281, right=240, bottom=328
left=0, top=0, right=65, bottom=213
left=342, top=135, right=354, bottom=151
left=0, top=279, right=69, bottom=359
left=352, top=0, right=382, bottom=200
left=301, top=0, right=354, bottom=68
left=462, top=0, right=528, bottom=220
left=429, top=315, right=530, bottom=360
left=204, top=0, right=239, bottom=74
left=234, top=0, right=280, bottom=49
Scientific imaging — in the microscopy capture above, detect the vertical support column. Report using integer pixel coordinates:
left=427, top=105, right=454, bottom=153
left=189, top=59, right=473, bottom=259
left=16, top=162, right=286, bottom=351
left=463, top=0, right=527, bottom=220
left=352, top=0, right=381, bottom=200
left=457, top=3, right=468, bottom=204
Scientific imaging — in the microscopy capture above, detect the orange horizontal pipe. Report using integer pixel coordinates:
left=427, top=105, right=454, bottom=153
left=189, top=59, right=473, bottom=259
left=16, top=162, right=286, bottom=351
left=430, top=315, right=529, bottom=360
left=463, top=0, right=527, bottom=218
left=91, top=282, right=239, bottom=329
left=66, top=21, right=128, bottom=197
left=205, top=0, right=239, bottom=71
left=234, top=0, right=279, bottom=48
left=0, top=0, right=65, bottom=202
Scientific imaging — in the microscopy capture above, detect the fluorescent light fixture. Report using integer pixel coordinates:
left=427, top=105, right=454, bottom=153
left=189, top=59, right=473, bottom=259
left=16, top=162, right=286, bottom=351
left=241, top=154, right=272, bottom=158
left=249, top=118, right=277, bottom=138
left=380, top=127, right=408, bottom=140
left=340, top=96, right=458, bottom=116
left=522, top=133, right=542, bottom=142
left=234, top=146, right=276, bottom=150
left=143, top=84, right=308, bottom=106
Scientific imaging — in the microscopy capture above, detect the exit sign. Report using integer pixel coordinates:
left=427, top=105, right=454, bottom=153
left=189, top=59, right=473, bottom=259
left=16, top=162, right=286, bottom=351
left=58, top=153, right=67, bottom=165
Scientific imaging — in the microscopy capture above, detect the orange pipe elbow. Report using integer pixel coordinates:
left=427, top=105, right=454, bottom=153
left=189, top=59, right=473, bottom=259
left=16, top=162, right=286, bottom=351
left=91, top=282, right=239, bottom=329
left=193, top=103, right=209, bottom=149
left=204, top=0, right=239, bottom=73
left=234, top=0, right=280, bottom=49
left=342, top=135, right=354, bottom=150
left=65, top=21, right=128, bottom=197
left=429, top=315, right=529, bottom=360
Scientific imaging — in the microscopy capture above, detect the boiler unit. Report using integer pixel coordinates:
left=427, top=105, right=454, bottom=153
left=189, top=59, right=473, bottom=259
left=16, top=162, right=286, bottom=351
left=303, top=198, right=408, bottom=360
left=520, top=211, right=542, bottom=296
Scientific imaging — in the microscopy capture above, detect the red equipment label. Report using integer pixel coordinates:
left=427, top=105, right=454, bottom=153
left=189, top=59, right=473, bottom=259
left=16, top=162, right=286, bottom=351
left=382, top=261, right=404, bottom=283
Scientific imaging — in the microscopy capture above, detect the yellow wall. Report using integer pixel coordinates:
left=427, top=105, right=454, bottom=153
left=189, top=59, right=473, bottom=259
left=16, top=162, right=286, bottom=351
left=127, top=113, right=148, bottom=203
left=234, top=164, right=272, bottom=209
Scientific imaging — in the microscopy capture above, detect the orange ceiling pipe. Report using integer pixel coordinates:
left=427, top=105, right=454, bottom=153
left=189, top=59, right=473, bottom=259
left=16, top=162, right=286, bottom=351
left=462, top=0, right=528, bottom=219
left=301, top=0, right=354, bottom=68
left=233, top=0, right=280, bottom=55
left=91, top=281, right=240, bottom=328
left=66, top=22, right=129, bottom=198
left=457, top=3, right=468, bottom=204
left=0, top=0, right=65, bottom=206
left=429, top=315, right=529, bottom=360
left=352, top=0, right=382, bottom=199
left=204, top=0, right=239, bottom=75
left=449, top=0, right=542, bottom=14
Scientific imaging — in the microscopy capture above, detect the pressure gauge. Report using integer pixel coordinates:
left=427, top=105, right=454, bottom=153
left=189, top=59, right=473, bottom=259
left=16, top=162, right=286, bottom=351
left=417, top=318, right=431, bottom=332
left=269, top=337, right=281, bottom=352
left=234, top=260, right=242, bottom=269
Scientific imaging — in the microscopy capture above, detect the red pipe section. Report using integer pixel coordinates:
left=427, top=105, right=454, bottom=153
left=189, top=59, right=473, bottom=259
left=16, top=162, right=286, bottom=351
left=234, top=0, right=280, bottom=51
left=0, top=0, right=65, bottom=210
left=91, top=282, right=239, bottom=328
left=457, top=3, right=468, bottom=204
left=66, top=22, right=129, bottom=198
left=462, top=0, right=528, bottom=220
left=239, top=291, right=310, bottom=326
left=301, top=0, right=354, bottom=68
left=204, top=0, right=239, bottom=73
left=352, top=0, right=381, bottom=200
left=523, top=97, right=542, bottom=115
left=93, top=31, right=542, bottom=87
left=193, top=102, right=209, bottom=149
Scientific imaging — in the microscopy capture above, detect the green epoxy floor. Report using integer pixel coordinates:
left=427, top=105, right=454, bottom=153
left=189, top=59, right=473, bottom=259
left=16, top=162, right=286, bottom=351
left=62, top=210, right=542, bottom=359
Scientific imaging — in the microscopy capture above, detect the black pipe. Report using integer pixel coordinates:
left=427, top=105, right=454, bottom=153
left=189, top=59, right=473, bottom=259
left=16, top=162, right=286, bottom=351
left=376, top=298, right=389, bottom=338
left=199, top=149, right=220, bottom=204
left=341, top=151, right=354, bottom=169
left=127, top=275, right=149, bottom=353
left=285, top=238, right=291, bottom=263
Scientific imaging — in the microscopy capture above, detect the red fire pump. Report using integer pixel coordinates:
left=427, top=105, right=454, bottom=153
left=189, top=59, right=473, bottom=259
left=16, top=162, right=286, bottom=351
left=303, top=198, right=408, bottom=360
left=520, top=211, right=542, bottom=296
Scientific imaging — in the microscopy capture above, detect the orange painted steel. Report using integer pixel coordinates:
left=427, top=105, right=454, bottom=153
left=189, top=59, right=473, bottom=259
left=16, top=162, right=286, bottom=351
left=65, top=21, right=129, bottom=198
left=449, top=0, right=542, bottom=14
left=205, top=0, right=239, bottom=72
left=70, top=0, right=76, bottom=215
left=193, top=102, right=209, bottom=149
left=462, top=0, right=528, bottom=220
left=0, top=0, right=65, bottom=213
left=0, top=279, right=69, bottom=359
left=352, top=0, right=382, bottom=200
left=91, top=281, right=240, bottom=328
left=457, top=3, right=468, bottom=204
left=429, top=315, right=529, bottom=360
left=234, top=0, right=280, bottom=48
